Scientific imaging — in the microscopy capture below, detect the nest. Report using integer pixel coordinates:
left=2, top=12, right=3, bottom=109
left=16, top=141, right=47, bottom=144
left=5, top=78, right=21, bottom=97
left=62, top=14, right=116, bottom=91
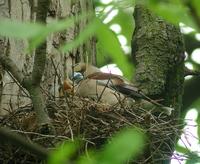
left=0, top=95, right=186, bottom=163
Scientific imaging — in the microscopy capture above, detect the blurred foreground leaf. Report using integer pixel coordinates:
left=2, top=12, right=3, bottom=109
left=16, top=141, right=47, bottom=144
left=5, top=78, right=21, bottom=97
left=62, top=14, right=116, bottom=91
left=191, top=0, right=200, bottom=19
left=60, top=18, right=98, bottom=52
left=0, top=19, right=44, bottom=39
left=186, top=152, right=200, bottom=164
left=97, top=128, right=145, bottom=164
left=48, top=141, right=77, bottom=164
left=0, top=13, right=92, bottom=52
left=96, top=18, right=134, bottom=79
left=107, top=8, right=134, bottom=47
left=136, top=0, right=198, bottom=30
left=48, top=128, right=145, bottom=164
left=61, top=16, right=134, bottom=79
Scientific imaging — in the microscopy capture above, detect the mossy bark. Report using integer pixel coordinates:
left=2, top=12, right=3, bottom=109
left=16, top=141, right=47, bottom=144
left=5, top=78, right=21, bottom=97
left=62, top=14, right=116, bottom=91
left=132, top=5, right=185, bottom=163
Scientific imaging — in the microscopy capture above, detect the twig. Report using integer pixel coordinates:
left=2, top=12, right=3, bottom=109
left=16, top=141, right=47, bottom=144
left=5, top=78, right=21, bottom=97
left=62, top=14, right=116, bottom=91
left=11, top=130, right=70, bottom=140
left=184, top=67, right=200, bottom=77
left=0, top=127, right=49, bottom=159
left=6, top=71, right=30, bottom=97
left=97, top=77, right=111, bottom=103
left=50, top=57, right=70, bottom=108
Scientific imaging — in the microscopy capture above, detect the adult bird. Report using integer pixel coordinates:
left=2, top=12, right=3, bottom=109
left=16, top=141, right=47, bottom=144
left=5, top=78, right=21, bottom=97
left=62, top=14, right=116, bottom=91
left=72, top=68, right=126, bottom=106
left=73, top=63, right=174, bottom=115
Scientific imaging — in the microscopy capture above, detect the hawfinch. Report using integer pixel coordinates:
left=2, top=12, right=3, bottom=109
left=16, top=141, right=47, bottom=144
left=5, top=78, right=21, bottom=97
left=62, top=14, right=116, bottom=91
left=72, top=72, right=126, bottom=106
left=73, top=63, right=127, bottom=106
left=73, top=63, right=174, bottom=115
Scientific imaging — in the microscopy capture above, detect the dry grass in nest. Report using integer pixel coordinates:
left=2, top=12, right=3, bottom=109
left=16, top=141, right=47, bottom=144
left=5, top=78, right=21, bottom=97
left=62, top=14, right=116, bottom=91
left=0, top=95, right=186, bottom=163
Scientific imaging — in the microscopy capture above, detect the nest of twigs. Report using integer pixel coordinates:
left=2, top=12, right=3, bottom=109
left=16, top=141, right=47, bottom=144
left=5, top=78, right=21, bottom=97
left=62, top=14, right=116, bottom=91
left=0, top=95, right=185, bottom=163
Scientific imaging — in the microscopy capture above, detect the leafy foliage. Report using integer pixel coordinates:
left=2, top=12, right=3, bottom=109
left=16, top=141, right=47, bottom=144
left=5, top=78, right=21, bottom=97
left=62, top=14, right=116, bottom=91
left=0, top=13, right=91, bottom=52
left=0, top=11, right=134, bottom=78
left=48, top=128, right=145, bottom=164
left=97, top=128, right=144, bottom=164
left=146, top=0, right=198, bottom=29
left=48, top=141, right=78, bottom=164
left=95, top=18, right=133, bottom=78
left=0, top=1, right=200, bottom=163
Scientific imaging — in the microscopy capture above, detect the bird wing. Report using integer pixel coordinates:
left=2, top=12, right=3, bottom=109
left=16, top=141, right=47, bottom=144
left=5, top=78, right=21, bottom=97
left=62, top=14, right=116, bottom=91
left=112, top=84, right=143, bottom=99
left=86, top=72, right=145, bottom=99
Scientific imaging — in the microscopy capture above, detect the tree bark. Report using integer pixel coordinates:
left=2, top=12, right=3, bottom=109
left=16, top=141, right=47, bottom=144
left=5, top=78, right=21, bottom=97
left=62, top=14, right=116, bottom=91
left=0, top=0, right=96, bottom=116
left=0, top=0, right=32, bottom=115
left=132, top=5, right=185, bottom=163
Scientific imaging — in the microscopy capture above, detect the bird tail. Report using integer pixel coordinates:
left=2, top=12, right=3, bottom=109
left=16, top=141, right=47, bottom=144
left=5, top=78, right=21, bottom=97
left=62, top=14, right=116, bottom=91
left=112, top=84, right=174, bottom=116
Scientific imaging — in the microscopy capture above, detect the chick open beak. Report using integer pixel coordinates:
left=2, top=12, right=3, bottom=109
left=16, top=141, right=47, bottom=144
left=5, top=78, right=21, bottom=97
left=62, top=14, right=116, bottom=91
left=59, top=79, right=73, bottom=97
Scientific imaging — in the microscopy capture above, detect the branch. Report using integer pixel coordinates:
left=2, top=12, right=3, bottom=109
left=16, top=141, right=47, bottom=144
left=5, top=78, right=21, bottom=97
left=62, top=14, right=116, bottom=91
left=184, top=67, right=200, bottom=77
left=0, top=54, right=24, bottom=83
left=31, top=0, right=50, bottom=85
left=0, top=127, right=49, bottom=159
left=24, top=0, right=53, bottom=132
left=0, top=54, right=30, bottom=97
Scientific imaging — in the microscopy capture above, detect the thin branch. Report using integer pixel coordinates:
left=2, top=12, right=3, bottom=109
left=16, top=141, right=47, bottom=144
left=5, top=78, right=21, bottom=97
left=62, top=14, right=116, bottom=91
left=32, top=0, right=50, bottom=84
left=0, top=54, right=30, bottom=98
left=24, top=0, right=53, bottom=131
left=0, top=127, right=49, bottom=159
left=0, top=54, right=24, bottom=84
left=50, top=57, right=70, bottom=108
left=184, top=67, right=200, bottom=77
left=6, top=71, right=30, bottom=97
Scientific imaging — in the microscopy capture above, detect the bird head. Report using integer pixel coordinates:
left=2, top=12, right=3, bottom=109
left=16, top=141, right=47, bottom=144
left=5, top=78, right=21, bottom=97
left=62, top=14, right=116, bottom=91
left=72, top=72, right=84, bottom=84
left=59, top=79, right=74, bottom=97
left=74, top=63, right=101, bottom=77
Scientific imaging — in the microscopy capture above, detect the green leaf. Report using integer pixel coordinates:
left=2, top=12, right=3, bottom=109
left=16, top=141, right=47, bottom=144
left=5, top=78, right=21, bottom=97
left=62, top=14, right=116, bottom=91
left=186, top=152, right=200, bottom=164
left=191, top=0, right=200, bottom=19
left=77, top=151, right=97, bottom=164
left=107, top=9, right=134, bottom=47
left=0, top=19, right=44, bottom=39
left=95, top=18, right=134, bottom=79
left=29, top=14, right=88, bottom=52
left=176, top=145, right=200, bottom=164
left=146, top=0, right=198, bottom=30
left=0, top=13, right=92, bottom=52
left=175, top=144, right=190, bottom=154
left=98, top=128, right=145, bottom=164
left=48, top=141, right=77, bottom=164
left=60, top=18, right=98, bottom=53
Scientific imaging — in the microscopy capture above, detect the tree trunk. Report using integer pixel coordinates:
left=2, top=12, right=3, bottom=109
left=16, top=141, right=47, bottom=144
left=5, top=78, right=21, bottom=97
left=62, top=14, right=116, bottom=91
left=132, top=5, right=185, bottom=163
left=0, top=0, right=96, bottom=115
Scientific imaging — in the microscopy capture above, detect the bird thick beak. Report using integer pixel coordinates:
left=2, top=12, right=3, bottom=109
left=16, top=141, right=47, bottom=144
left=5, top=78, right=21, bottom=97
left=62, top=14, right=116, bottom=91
left=73, top=63, right=84, bottom=73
